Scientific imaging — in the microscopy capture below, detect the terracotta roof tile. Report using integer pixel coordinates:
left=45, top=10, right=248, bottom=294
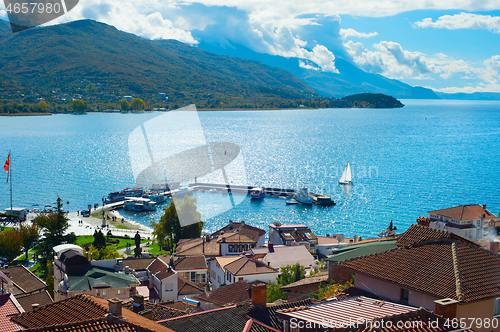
left=20, top=316, right=153, bottom=332
left=159, top=300, right=190, bottom=311
left=336, top=238, right=500, bottom=303
left=248, top=299, right=313, bottom=330
left=281, top=272, right=328, bottom=290
left=218, top=232, right=256, bottom=243
left=177, top=275, right=204, bottom=295
left=147, top=258, right=169, bottom=274
left=11, top=294, right=108, bottom=329
left=212, top=222, right=265, bottom=243
left=195, top=281, right=252, bottom=306
left=172, top=255, right=207, bottom=270
left=396, top=224, right=478, bottom=247
left=175, top=238, right=220, bottom=257
left=123, top=301, right=188, bottom=321
left=122, top=258, right=155, bottom=270
left=0, top=265, right=47, bottom=294
left=0, top=294, right=24, bottom=332
left=225, top=256, right=278, bottom=276
left=14, top=290, right=53, bottom=312
left=429, top=204, right=500, bottom=221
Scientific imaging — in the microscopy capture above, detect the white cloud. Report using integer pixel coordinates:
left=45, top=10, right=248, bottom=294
left=481, top=55, right=500, bottom=83
left=415, top=13, right=500, bottom=33
left=0, top=9, right=6, bottom=20
left=299, top=60, right=320, bottom=70
left=340, top=28, right=378, bottom=38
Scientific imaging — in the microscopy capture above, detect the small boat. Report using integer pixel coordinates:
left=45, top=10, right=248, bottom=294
left=250, top=187, right=265, bottom=199
left=145, top=192, right=167, bottom=204
left=313, top=195, right=336, bottom=206
left=124, top=197, right=156, bottom=212
left=339, top=162, right=353, bottom=185
left=293, top=187, right=313, bottom=205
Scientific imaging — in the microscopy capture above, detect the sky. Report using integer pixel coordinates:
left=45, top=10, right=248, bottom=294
left=1, top=0, right=500, bottom=93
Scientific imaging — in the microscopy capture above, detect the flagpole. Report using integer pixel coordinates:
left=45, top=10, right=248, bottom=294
left=9, top=150, right=12, bottom=222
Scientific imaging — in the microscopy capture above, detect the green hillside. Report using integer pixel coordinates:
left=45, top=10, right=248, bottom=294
left=342, top=93, right=404, bottom=108
left=0, top=19, right=317, bottom=109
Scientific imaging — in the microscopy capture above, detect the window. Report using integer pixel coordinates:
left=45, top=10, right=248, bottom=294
left=494, top=298, right=500, bottom=317
left=228, top=245, right=234, bottom=252
left=238, top=277, right=244, bottom=282
left=400, top=289, right=409, bottom=304
left=196, top=273, right=206, bottom=284
left=165, top=283, right=173, bottom=292
left=117, top=289, right=121, bottom=295
left=191, top=271, right=196, bottom=282
left=102, top=289, right=106, bottom=296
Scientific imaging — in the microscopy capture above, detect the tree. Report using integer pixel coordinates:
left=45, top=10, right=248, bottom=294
left=34, top=196, right=71, bottom=276
left=18, top=221, right=40, bottom=261
left=85, top=244, right=121, bottom=260
left=93, top=230, right=107, bottom=249
left=279, top=263, right=305, bottom=286
left=120, top=99, right=130, bottom=111
left=37, top=100, right=48, bottom=111
left=70, top=99, right=88, bottom=113
left=267, top=280, right=287, bottom=302
left=151, top=196, right=204, bottom=253
left=131, top=98, right=146, bottom=110
left=311, top=278, right=354, bottom=300
left=389, top=220, right=397, bottom=231
left=0, top=228, right=23, bottom=264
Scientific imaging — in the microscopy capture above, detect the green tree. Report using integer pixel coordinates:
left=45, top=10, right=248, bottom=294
left=34, top=196, right=71, bottom=276
left=131, top=98, right=146, bottom=110
left=70, top=99, right=88, bottom=112
left=151, top=196, right=204, bottom=253
left=85, top=244, right=121, bottom=260
left=120, top=99, right=130, bottom=111
left=93, top=230, right=107, bottom=249
left=18, top=221, right=40, bottom=261
left=279, top=263, right=305, bottom=286
left=266, top=280, right=287, bottom=302
left=0, top=228, right=23, bottom=264
left=37, top=100, right=48, bottom=111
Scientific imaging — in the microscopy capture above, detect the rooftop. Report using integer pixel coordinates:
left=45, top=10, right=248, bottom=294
left=335, top=238, right=500, bottom=303
left=326, top=240, right=397, bottom=263
left=0, top=294, right=24, bottom=332
left=249, top=245, right=315, bottom=269
left=0, top=265, right=47, bottom=295
left=429, top=204, right=500, bottom=221
left=122, top=257, right=155, bottom=271
left=175, top=238, right=220, bottom=257
left=178, top=275, right=204, bottom=295
left=67, top=267, right=139, bottom=292
left=212, top=221, right=265, bottom=243
left=195, top=281, right=252, bottom=306
left=276, top=296, right=417, bottom=328
left=395, top=224, right=478, bottom=247
left=14, top=290, right=53, bottom=312
left=123, top=300, right=188, bottom=321
left=225, top=256, right=279, bottom=276
left=248, top=299, right=313, bottom=330
left=280, top=272, right=328, bottom=290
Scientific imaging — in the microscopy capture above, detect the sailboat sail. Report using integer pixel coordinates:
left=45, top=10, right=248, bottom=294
left=339, top=162, right=352, bottom=184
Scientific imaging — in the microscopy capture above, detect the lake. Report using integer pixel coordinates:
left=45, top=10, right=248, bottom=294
left=1, top=99, right=499, bottom=238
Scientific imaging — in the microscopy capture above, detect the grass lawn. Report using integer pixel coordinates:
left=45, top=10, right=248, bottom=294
left=146, top=242, right=171, bottom=256
left=74, top=235, right=149, bottom=250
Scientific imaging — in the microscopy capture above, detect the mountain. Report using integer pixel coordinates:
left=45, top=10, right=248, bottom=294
left=435, top=91, right=500, bottom=100
left=0, top=19, right=319, bottom=108
left=194, top=40, right=440, bottom=100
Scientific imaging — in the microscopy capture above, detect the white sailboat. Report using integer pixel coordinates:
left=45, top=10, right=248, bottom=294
left=339, top=162, right=353, bottom=185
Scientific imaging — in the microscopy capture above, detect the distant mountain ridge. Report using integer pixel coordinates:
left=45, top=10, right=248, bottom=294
left=194, top=40, right=440, bottom=100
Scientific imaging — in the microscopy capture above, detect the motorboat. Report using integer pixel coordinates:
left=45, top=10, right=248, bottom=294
left=293, top=187, right=313, bottom=205
left=250, top=187, right=265, bottom=199
left=106, top=187, right=145, bottom=203
left=124, top=197, right=156, bottom=212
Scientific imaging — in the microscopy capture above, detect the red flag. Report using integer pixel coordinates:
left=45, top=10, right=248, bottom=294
left=4, top=153, right=9, bottom=183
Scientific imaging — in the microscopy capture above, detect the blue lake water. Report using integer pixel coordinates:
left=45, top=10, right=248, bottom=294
left=1, top=99, right=499, bottom=238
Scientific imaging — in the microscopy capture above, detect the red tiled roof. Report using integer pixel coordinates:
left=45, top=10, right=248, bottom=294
left=225, top=256, right=278, bottom=276
left=316, top=236, right=340, bottom=245
left=14, top=290, right=53, bottom=312
left=147, top=258, right=169, bottom=274
left=11, top=294, right=108, bottom=329
left=175, top=238, right=220, bottom=257
left=242, top=318, right=280, bottom=332
left=429, top=204, right=500, bottom=221
left=218, top=232, right=256, bottom=244
left=122, top=258, right=155, bottom=270
left=211, top=222, right=265, bottom=243
left=396, top=224, right=478, bottom=247
left=195, top=282, right=252, bottom=306
left=280, top=272, right=328, bottom=290
left=336, top=238, right=500, bottom=303
left=178, top=275, right=204, bottom=295
left=172, top=255, right=207, bottom=270
left=0, top=294, right=24, bottom=332
left=0, top=265, right=47, bottom=294
left=123, top=301, right=188, bottom=321
left=160, top=300, right=190, bottom=311
left=155, top=270, right=175, bottom=280
left=20, top=316, right=153, bottom=332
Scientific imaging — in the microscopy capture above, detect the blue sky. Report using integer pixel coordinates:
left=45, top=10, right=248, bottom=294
left=1, top=0, right=499, bottom=93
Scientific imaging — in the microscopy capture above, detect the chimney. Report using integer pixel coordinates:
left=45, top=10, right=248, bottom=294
left=170, top=256, right=174, bottom=267
left=490, top=241, right=499, bottom=254
left=108, top=298, right=123, bottom=317
left=483, top=204, right=487, bottom=210
left=125, top=266, right=130, bottom=274
left=434, top=298, right=458, bottom=319
left=241, top=220, right=245, bottom=226
left=251, top=284, right=267, bottom=307
left=132, top=294, right=145, bottom=312
left=268, top=243, right=274, bottom=253
left=32, top=303, right=39, bottom=310
left=229, top=220, right=233, bottom=225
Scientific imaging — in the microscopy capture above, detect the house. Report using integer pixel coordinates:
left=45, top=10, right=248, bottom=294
left=330, top=237, right=500, bottom=332
left=268, top=222, right=318, bottom=248
left=314, top=235, right=350, bottom=257
left=161, top=255, right=208, bottom=284
left=147, top=257, right=177, bottom=302
left=175, top=223, right=263, bottom=258
left=423, top=204, right=500, bottom=241
left=247, top=244, right=316, bottom=272
left=53, top=244, right=140, bottom=301
left=211, top=220, right=266, bottom=247
left=10, top=293, right=175, bottom=332
left=276, top=296, right=473, bottom=332
left=177, top=274, right=205, bottom=300
left=195, top=281, right=254, bottom=310
left=208, top=255, right=278, bottom=289
left=280, top=272, right=329, bottom=302
left=123, top=294, right=188, bottom=321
